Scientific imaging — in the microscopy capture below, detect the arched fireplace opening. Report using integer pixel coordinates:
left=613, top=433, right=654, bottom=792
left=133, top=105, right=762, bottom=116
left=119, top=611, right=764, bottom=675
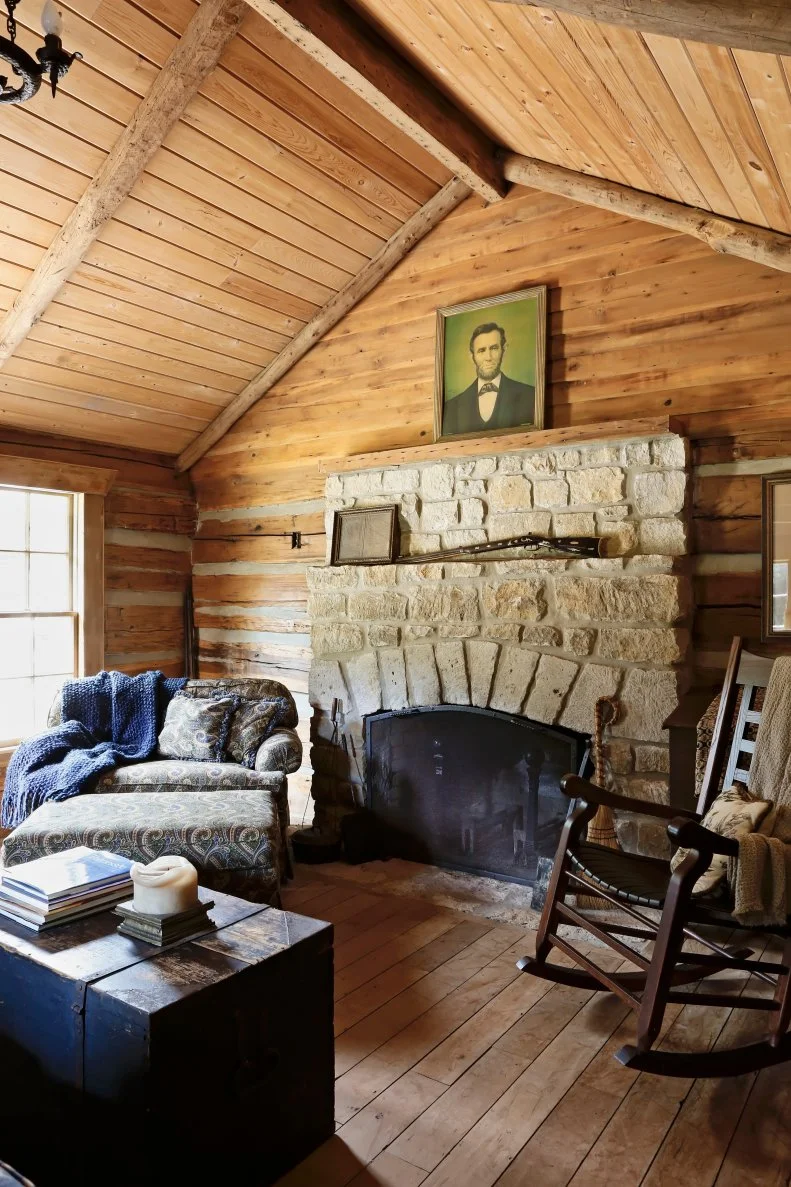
left=365, top=705, right=587, bottom=885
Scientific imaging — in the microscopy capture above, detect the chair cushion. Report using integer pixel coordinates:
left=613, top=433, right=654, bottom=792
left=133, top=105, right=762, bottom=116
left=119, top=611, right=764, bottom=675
left=670, top=783, right=772, bottom=896
left=157, top=695, right=238, bottom=762
left=95, top=760, right=285, bottom=794
left=2, top=791, right=282, bottom=905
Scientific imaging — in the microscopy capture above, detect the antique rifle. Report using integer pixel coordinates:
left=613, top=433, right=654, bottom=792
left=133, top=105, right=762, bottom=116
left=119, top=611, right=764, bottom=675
left=397, top=533, right=602, bottom=564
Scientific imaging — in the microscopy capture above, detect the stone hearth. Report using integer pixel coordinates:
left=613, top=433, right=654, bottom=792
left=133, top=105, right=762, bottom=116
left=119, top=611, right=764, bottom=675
left=308, top=431, right=692, bottom=858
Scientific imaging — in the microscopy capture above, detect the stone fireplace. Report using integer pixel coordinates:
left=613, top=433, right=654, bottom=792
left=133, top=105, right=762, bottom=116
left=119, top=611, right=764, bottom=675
left=308, top=427, right=692, bottom=862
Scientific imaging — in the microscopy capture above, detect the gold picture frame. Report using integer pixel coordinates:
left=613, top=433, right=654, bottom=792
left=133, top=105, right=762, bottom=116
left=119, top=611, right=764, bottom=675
left=434, top=285, right=546, bottom=443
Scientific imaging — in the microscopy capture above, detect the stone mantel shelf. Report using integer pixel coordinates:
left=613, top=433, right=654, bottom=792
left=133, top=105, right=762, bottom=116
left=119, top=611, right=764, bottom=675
left=318, top=416, right=683, bottom=475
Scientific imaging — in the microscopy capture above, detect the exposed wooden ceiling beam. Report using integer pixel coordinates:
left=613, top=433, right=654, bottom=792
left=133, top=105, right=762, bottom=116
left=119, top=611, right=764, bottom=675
left=240, top=0, right=506, bottom=204
left=490, top=0, right=791, bottom=57
left=176, top=178, right=471, bottom=472
left=503, top=154, right=791, bottom=272
left=0, top=0, right=247, bottom=369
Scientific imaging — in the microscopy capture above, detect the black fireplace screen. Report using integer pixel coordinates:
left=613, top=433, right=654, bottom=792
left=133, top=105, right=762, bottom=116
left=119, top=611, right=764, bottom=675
left=365, top=706, right=587, bottom=885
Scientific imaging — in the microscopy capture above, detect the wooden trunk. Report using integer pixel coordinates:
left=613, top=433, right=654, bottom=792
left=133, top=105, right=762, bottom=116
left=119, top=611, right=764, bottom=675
left=0, top=890, right=334, bottom=1186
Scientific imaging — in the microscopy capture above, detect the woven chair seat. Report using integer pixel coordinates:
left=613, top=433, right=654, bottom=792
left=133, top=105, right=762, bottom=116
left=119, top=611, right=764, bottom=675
left=570, top=842, right=672, bottom=907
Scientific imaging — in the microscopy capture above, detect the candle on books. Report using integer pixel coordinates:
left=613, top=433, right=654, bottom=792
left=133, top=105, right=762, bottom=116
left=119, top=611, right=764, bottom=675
left=130, top=856, right=198, bottom=916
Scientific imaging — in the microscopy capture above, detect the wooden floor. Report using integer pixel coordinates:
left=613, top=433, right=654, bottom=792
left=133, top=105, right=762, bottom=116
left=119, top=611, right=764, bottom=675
left=276, top=865, right=791, bottom=1187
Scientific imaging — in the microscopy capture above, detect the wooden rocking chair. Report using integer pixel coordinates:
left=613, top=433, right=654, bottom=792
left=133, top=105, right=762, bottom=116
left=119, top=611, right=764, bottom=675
left=518, top=636, right=791, bottom=1078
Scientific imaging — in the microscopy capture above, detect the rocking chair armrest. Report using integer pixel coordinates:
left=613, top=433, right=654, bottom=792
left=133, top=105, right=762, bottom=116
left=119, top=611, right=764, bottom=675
left=666, top=817, right=739, bottom=856
left=560, top=774, right=699, bottom=822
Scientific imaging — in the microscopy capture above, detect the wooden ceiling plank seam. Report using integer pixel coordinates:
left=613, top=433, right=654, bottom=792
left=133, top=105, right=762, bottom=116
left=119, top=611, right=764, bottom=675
left=503, top=154, right=791, bottom=272
left=0, top=105, right=102, bottom=179
left=0, top=135, right=91, bottom=204
left=175, top=176, right=472, bottom=472
left=553, top=15, right=693, bottom=205
left=0, top=374, right=211, bottom=432
left=487, top=0, right=791, bottom=58
left=0, top=398, right=193, bottom=453
left=683, top=42, right=791, bottom=233
left=239, top=0, right=506, bottom=203
left=642, top=33, right=768, bottom=227
left=0, top=0, right=249, bottom=370
left=238, top=12, right=449, bottom=186
left=390, top=0, right=582, bottom=171
left=732, top=51, right=791, bottom=225
left=484, top=3, right=643, bottom=184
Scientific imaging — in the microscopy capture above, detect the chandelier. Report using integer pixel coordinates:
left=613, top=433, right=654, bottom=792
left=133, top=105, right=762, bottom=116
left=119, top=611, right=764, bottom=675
left=0, top=0, right=81, bottom=104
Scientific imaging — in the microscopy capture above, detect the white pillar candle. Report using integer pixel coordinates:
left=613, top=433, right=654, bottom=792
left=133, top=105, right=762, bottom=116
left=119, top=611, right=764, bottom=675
left=130, top=856, right=199, bottom=916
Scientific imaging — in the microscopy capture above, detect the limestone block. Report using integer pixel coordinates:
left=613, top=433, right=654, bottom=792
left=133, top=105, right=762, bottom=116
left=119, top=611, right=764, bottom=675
left=534, top=479, right=569, bottom=508
left=455, top=460, right=475, bottom=478
left=312, top=623, right=364, bottom=657
left=467, top=639, right=499, bottom=707
left=422, top=464, right=454, bottom=501
left=651, top=436, right=688, bottom=468
left=563, top=628, right=595, bottom=656
left=554, top=574, right=688, bottom=624
left=471, top=457, right=497, bottom=478
left=344, top=652, right=382, bottom=717
left=307, top=566, right=357, bottom=590
left=567, top=467, right=625, bottom=505
left=422, top=500, right=459, bottom=532
left=598, top=520, right=638, bottom=556
left=397, top=563, right=444, bottom=583
left=634, top=744, right=670, bottom=774
left=639, top=518, right=687, bottom=556
left=436, top=640, right=470, bottom=704
left=523, top=452, right=556, bottom=475
left=624, top=442, right=650, bottom=466
left=483, top=578, right=547, bottom=621
left=615, top=774, right=671, bottom=805
left=524, top=654, right=579, bottom=724
left=439, top=624, right=480, bottom=638
left=482, top=623, right=522, bottom=642
left=559, top=663, right=622, bottom=735
left=459, top=499, right=485, bottom=528
left=441, top=529, right=487, bottom=548
left=625, top=555, right=676, bottom=573
left=443, top=562, right=482, bottom=579
left=403, top=533, right=442, bottom=555
left=598, top=627, right=688, bottom=664
left=404, top=624, right=434, bottom=640
left=488, top=475, right=533, bottom=512
left=409, top=586, right=444, bottom=621
left=553, top=512, right=596, bottom=536
left=381, top=467, right=419, bottom=493
left=489, top=512, right=551, bottom=537
left=369, top=624, right=400, bottom=648
left=495, top=558, right=567, bottom=574
left=360, top=566, right=397, bottom=588
left=308, top=659, right=347, bottom=709
left=307, top=592, right=347, bottom=619
left=379, top=647, right=408, bottom=710
left=638, top=819, right=671, bottom=859
left=585, top=446, right=623, bottom=466
left=554, top=448, right=580, bottom=468
left=489, top=647, right=539, bottom=714
left=522, top=625, right=563, bottom=647
left=444, top=586, right=480, bottom=622
left=597, top=505, right=630, bottom=521
left=455, top=479, right=486, bottom=498
left=570, top=558, right=625, bottom=574
left=344, top=471, right=383, bottom=497
left=612, top=668, right=680, bottom=743
left=325, top=474, right=343, bottom=498
left=348, top=590, right=408, bottom=620
left=607, top=739, right=633, bottom=774
left=400, top=492, right=421, bottom=530
left=405, top=644, right=441, bottom=705
left=633, top=470, right=686, bottom=516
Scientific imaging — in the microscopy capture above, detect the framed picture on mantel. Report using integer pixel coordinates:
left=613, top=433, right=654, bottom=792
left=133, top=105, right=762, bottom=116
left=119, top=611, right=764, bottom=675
left=434, top=285, right=546, bottom=443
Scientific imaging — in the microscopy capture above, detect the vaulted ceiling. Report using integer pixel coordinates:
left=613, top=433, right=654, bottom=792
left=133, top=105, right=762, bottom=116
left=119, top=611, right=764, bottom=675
left=0, top=0, right=790, bottom=463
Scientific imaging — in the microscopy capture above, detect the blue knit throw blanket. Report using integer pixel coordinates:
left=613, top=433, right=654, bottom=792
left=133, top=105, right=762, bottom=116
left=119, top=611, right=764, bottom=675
left=2, top=670, right=186, bottom=829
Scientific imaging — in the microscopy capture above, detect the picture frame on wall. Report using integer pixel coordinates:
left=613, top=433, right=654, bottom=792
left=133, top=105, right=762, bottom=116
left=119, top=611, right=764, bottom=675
left=762, top=472, right=791, bottom=641
left=433, top=285, right=546, bottom=443
left=331, top=506, right=401, bottom=566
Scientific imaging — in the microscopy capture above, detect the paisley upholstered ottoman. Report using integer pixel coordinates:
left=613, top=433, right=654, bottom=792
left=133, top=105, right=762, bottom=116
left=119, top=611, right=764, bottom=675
left=1, top=783, right=286, bottom=905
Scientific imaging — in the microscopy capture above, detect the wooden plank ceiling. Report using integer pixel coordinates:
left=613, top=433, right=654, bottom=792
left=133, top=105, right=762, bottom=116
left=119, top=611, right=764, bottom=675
left=2, top=0, right=791, bottom=456
left=0, top=0, right=450, bottom=453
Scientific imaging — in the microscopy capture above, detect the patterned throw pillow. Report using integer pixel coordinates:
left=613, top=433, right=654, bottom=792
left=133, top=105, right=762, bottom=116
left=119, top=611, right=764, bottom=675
left=157, top=695, right=239, bottom=763
left=670, top=783, right=772, bottom=896
left=226, top=700, right=278, bottom=768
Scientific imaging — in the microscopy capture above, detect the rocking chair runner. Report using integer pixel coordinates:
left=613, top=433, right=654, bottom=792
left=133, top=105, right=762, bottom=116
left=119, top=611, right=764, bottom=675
left=519, top=636, right=791, bottom=1078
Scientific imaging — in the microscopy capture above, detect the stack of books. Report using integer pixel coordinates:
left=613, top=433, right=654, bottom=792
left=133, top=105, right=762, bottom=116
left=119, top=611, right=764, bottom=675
left=0, top=846, right=134, bottom=931
left=114, top=897, right=215, bottom=946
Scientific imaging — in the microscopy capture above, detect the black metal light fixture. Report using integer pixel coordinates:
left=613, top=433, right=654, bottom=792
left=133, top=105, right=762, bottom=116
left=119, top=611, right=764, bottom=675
left=0, top=0, right=81, bottom=105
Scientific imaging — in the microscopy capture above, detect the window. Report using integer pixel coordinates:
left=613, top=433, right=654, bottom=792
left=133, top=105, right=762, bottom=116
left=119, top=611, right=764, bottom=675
left=0, top=486, right=78, bottom=745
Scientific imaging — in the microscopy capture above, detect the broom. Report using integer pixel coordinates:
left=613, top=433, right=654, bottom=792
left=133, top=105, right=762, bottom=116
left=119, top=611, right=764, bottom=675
left=575, top=694, right=621, bottom=908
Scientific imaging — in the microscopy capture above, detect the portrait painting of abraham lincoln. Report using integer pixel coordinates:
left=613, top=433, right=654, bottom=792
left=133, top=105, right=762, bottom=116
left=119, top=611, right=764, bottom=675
left=434, top=286, right=546, bottom=442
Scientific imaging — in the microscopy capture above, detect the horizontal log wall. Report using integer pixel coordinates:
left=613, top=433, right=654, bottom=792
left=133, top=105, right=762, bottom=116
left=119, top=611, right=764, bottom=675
left=189, top=187, right=791, bottom=774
